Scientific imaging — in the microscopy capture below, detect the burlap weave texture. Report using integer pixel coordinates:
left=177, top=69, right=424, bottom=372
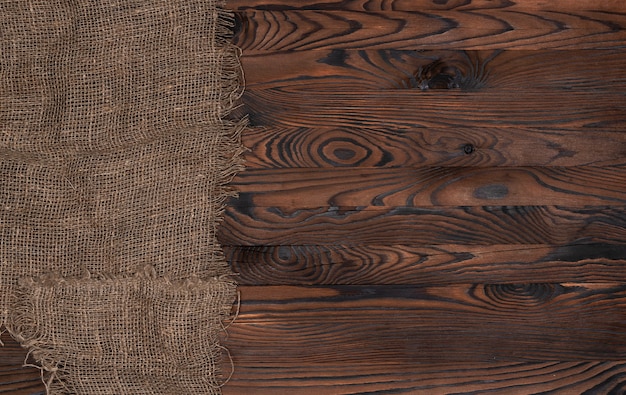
left=10, top=273, right=236, bottom=394
left=1, top=0, right=243, bottom=393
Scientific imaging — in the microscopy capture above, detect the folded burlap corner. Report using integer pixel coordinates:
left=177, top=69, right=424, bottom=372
left=9, top=271, right=236, bottom=394
left=1, top=0, right=245, bottom=393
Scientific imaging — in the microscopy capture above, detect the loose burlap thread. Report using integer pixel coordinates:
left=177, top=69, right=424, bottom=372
left=1, top=0, right=244, bottom=393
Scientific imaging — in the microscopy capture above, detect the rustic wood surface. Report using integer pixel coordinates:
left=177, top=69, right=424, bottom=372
left=223, top=0, right=626, bottom=392
left=243, top=126, right=626, bottom=168
left=242, top=50, right=626, bottom=92
left=226, top=244, right=626, bottom=285
left=0, top=332, right=43, bottom=394
left=2, top=0, right=626, bottom=393
left=235, top=10, right=626, bottom=52
left=226, top=284, right=626, bottom=362
left=224, top=361, right=626, bottom=394
left=244, top=90, right=626, bottom=129
left=231, top=167, right=626, bottom=207
left=229, top=0, right=626, bottom=12
left=221, top=205, right=626, bottom=246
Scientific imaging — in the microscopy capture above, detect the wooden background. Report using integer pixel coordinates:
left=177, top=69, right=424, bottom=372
left=2, top=0, right=626, bottom=393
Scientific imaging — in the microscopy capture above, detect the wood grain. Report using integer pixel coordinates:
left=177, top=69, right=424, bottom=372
left=235, top=9, right=626, bottom=52
left=243, top=126, right=626, bottom=168
left=228, top=0, right=626, bottom=393
left=226, top=243, right=626, bottom=285
left=232, top=167, right=626, bottom=208
left=225, top=284, right=626, bottom=363
left=220, top=205, right=626, bottom=246
left=242, top=49, right=626, bottom=92
left=230, top=0, right=626, bottom=12
left=0, top=332, right=44, bottom=395
left=244, top=89, right=626, bottom=130
left=224, top=361, right=626, bottom=394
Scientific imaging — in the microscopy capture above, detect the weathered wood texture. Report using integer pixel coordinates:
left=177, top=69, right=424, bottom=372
left=223, top=284, right=626, bottom=393
left=224, top=361, right=626, bottom=394
left=234, top=9, right=626, bottom=52
left=220, top=0, right=626, bottom=392
left=229, top=0, right=626, bottom=12
left=245, top=90, right=626, bottom=129
left=221, top=205, right=626, bottom=246
left=226, top=244, right=626, bottom=285
left=232, top=167, right=626, bottom=207
left=242, top=50, right=626, bottom=91
left=243, top=127, right=626, bottom=168
left=227, top=284, right=626, bottom=362
left=0, top=333, right=43, bottom=395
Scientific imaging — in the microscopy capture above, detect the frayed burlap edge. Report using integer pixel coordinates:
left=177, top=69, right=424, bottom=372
left=7, top=269, right=238, bottom=394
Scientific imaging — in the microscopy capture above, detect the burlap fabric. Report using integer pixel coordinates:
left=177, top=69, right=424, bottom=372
left=1, top=0, right=244, bottom=393
left=10, top=273, right=236, bottom=394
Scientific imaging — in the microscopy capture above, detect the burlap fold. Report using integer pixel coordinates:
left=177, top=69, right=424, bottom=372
left=1, top=0, right=244, bottom=393
left=10, top=271, right=236, bottom=394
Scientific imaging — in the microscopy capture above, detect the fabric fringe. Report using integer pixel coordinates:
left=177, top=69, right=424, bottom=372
left=8, top=270, right=237, bottom=394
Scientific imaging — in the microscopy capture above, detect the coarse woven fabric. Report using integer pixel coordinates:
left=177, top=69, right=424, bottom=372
left=10, top=272, right=236, bottom=394
left=0, top=0, right=244, bottom=393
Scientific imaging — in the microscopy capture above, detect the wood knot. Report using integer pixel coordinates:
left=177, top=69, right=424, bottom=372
left=415, top=60, right=463, bottom=90
left=407, top=51, right=493, bottom=91
left=319, top=137, right=376, bottom=166
left=277, top=246, right=293, bottom=262
left=482, top=284, right=563, bottom=307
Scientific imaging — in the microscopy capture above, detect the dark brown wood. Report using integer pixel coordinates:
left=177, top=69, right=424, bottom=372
left=220, top=205, right=626, bottom=246
left=226, top=244, right=626, bottom=285
left=225, top=361, right=626, bottom=394
left=0, top=332, right=44, bottom=395
left=225, top=284, right=626, bottom=363
left=243, top=49, right=626, bottom=92
left=244, top=89, right=626, bottom=130
left=231, top=167, right=626, bottom=207
left=243, top=126, right=626, bottom=168
left=230, top=0, right=626, bottom=12
left=235, top=9, right=626, bottom=52
left=229, top=0, right=626, bottom=392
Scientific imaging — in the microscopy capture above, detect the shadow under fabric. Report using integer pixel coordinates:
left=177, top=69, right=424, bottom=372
left=0, top=1, right=245, bottom=393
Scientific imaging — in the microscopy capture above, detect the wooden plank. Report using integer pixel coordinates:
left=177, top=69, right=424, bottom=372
left=242, top=49, right=626, bottom=92
left=224, top=361, right=626, bottom=394
left=231, top=167, right=626, bottom=208
left=243, top=126, right=626, bottom=168
left=0, top=370, right=44, bottom=395
left=235, top=10, right=626, bottom=52
left=219, top=205, right=626, bottom=246
left=244, top=89, right=626, bottom=130
left=226, top=243, right=626, bottom=285
left=230, top=0, right=626, bottom=12
left=225, top=284, right=626, bottom=363
left=0, top=332, right=44, bottom=395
